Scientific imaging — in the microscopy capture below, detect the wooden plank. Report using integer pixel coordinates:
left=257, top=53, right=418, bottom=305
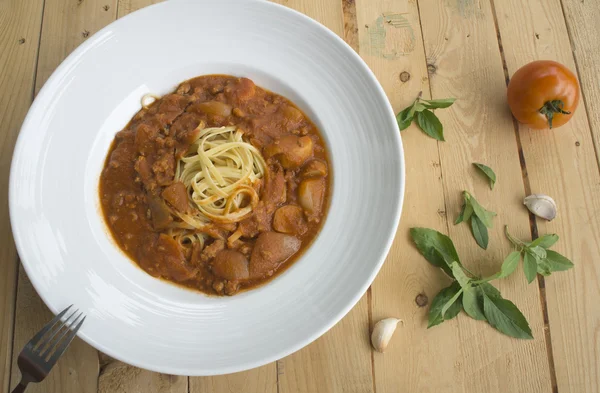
left=98, top=358, right=187, bottom=393
left=418, top=1, right=553, bottom=391
left=10, top=0, right=122, bottom=391
left=117, top=0, right=163, bottom=17
left=33, top=0, right=118, bottom=95
left=268, top=1, right=373, bottom=393
left=0, top=0, right=45, bottom=392
left=353, top=1, right=456, bottom=392
left=491, top=1, right=600, bottom=392
left=560, top=0, right=600, bottom=164
left=190, top=366, right=277, bottom=393
left=356, top=0, right=553, bottom=391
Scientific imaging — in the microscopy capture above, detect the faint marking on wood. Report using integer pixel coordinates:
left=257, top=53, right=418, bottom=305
left=0, top=0, right=45, bottom=391
left=98, top=360, right=187, bottom=393
left=362, top=13, right=416, bottom=58
left=491, top=0, right=600, bottom=391
left=342, top=0, right=359, bottom=52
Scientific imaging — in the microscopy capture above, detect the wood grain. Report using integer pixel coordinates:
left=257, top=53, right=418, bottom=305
left=98, top=360, right=187, bottom=393
left=190, top=366, right=277, bottom=393
left=418, top=0, right=553, bottom=391
left=33, top=0, right=118, bottom=95
left=560, top=0, right=600, bottom=165
left=354, top=1, right=457, bottom=392
left=0, top=0, right=45, bottom=391
left=491, top=0, right=600, bottom=391
left=117, top=0, right=163, bottom=17
left=359, top=0, right=552, bottom=391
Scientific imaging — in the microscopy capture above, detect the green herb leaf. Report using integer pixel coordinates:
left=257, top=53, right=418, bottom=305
left=523, top=252, right=538, bottom=283
left=441, top=287, right=463, bottom=318
left=450, top=262, right=471, bottom=288
left=415, top=109, right=445, bottom=141
left=481, top=285, right=533, bottom=339
left=479, top=282, right=502, bottom=299
left=465, top=192, right=496, bottom=228
left=410, top=228, right=460, bottom=276
left=545, top=250, right=574, bottom=272
left=529, top=234, right=559, bottom=249
left=396, top=106, right=414, bottom=131
left=421, top=98, right=456, bottom=109
left=536, top=258, right=553, bottom=276
left=473, top=163, right=497, bottom=190
left=428, top=282, right=463, bottom=328
left=497, top=251, right=521, bottom=279
left=462, top=285, right=486, bottom=320
left=470, top=215, right=489, bottom=249
left=454, top=202, right=474, bottom=225
left=527, top=246, right=547, bottom=260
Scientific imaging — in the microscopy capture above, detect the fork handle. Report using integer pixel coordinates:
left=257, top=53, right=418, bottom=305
left=11, top=381, right=28, bottom=393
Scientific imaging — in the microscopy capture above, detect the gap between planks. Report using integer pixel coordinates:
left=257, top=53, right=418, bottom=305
left=488, top=0, right=559, bottom=392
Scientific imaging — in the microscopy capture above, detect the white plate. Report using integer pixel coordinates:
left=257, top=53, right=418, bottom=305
left=9, top=0, right=404, bottom=376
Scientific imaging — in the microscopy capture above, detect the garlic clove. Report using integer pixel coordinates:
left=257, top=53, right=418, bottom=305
left=523, top=194, right=557, bottom=221
left=371, top=318, right=401, bottom=352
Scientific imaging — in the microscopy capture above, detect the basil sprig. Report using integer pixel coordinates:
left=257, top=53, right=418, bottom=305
left=396, top=94, right=456, bottom=141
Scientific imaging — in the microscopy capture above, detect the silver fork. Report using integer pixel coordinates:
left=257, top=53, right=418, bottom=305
left=11, top=305, right=86, bottom=393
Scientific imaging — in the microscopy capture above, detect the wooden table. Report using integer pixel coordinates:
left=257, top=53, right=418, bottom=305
left=1, top=0, right=599, bottom=392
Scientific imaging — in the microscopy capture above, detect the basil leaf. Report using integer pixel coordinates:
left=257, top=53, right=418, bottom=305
left=454, top=202, right=473, bottom=225
left=441, top=287, right=463, bottom=318
left=527, top=246, right=547, bottom=260
left=396, top=106, right=414, bottom=131
left=455, top=204, right=466, bottom=225
left=481, top=286, right=533, bottom=339
left=421, top=98, right=456, bottom=109
left=523, top=252, right=538, bottom=283
left=411, top=102, right=427, bottom=114
left=496, top=251, right=521, bottom=279
left=428, top=282, right=462, bottom=328
left=536, top=258, right=553, bottom=276
left=462, top=285, right=486, bottom=320
left=466, top=192, right=495, bottom=228
left=471, top=215, right=489, bottom=249
left=473, top=163, right=496, bottom=190
left=529, top=234, right=559, bottom=249
left=450, top=262, right=471, bottom=288
left=410, top=228, right=460, bottom=276
left=415, top=109, right=445, bottom=141
left=479, top=282, right=502, bottom=299
left=545, top=250, right=574, bottom=272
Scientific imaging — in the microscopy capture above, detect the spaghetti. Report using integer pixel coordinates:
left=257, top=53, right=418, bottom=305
left=176, top=126, right=267, bottom=227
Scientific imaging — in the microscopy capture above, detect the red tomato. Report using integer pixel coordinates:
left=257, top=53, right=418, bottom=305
left=507, top=60, right=580, bottom=129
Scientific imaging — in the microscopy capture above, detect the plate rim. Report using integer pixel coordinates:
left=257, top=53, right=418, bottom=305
left=9, top=0, right=405, bottom=375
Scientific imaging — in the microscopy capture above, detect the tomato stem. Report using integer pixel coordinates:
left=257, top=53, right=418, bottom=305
left=539, top=100, right=571, bottom=129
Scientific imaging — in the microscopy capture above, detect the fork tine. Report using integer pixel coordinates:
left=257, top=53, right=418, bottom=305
left=40, top=311, right=84, bottom=360
left=27, top=305, right=73, bottom=348
left=37, top=309, right=79, bottom=355
left=46, top=316, right=86, bottom=367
